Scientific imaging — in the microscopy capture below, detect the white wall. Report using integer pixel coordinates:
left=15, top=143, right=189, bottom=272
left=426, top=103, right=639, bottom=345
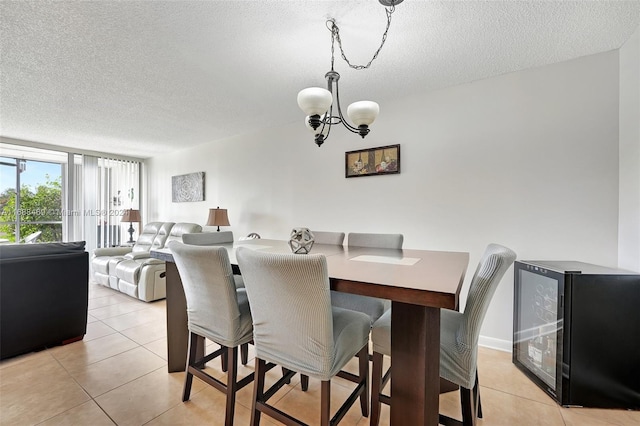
left=147, top=50, right=621, bottom=350
left=619, top=24, right=640, bottom=272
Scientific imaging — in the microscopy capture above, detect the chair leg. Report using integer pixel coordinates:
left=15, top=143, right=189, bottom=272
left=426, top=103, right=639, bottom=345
left=460, top=385, right=478, bottom=426
left=221, top=346, right=228, bottom=372
left=182, top=332, right=200, bottom=402
left=241, top=342, right=249, bottom=365
left=321, top=380, right=331, bottom=426
left=370, top=351, right=384, bottom=426
left=476, top=371, right=483, bottom=419
left=224, top=346, right=238, bottom=426
left=358, top=345, right=369, bottom=417
left=282, top=367, right=308, bottom=391
left=251, top=358, right=266, bottom=426
left=282, top=367, right=291, bottom=384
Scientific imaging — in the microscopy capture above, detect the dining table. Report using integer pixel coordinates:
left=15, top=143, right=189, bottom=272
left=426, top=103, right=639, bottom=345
left=151, top=238, right=469, bottom=426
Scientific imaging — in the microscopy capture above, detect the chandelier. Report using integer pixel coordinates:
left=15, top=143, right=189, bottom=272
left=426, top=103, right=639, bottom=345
left=297, top=0, right=403, bottom=147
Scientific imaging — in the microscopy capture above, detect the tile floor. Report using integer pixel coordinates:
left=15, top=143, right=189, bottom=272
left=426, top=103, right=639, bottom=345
left=1, top=281, right=638, bottom=425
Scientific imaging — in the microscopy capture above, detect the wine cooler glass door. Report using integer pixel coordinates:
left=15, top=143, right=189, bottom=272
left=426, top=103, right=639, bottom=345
left=513, top=264, right=563, bottom=396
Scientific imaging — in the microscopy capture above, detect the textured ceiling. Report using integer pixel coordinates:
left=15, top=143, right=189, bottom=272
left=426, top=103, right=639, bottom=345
left=1, top=1, right=639, bottom=159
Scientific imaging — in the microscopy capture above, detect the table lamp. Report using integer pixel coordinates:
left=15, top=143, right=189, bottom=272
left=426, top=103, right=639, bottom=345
left=121, top=209, right=141, bottom=243
left=207, top=207, right=230, bottom=232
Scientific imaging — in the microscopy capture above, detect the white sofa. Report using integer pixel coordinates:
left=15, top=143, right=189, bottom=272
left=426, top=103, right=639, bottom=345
left=92, top=222, right=202, bottom=301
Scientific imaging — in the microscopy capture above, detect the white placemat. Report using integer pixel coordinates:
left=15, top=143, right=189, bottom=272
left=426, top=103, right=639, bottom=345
left=234, top=244, right=272, bottom=250
left=350, top=255, right=420, bottom=266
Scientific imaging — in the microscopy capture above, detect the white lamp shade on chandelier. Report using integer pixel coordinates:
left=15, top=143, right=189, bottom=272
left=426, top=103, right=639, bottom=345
left=347, top=101, right=380, bottom=126
left=298, top=89, right=380, bottom=128
left=297, top=88, right=333, bottom=116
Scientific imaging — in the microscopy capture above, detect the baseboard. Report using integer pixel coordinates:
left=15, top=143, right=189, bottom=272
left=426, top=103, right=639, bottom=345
left=478, top=335, right=512, bottom=353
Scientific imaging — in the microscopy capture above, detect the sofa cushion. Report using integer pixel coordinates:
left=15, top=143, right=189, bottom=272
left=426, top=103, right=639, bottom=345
left=0, top=241, right=86, bottom=259
left=150, top=222, right=176, bottom=251
left=166, top=223, right=203, bottom=246
left=132, top=222, right=169, bottom=253
left=108, top=257, right=125, bottom=274
left=114, top=259, right=143, bottom=283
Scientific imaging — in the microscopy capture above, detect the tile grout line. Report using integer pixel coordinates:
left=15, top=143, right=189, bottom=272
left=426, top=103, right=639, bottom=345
left=46, top=316, right=175, bottom=426
left=38, top=348, right=119, bottom=426
left=89, top=284, right=182, bottom=425
left=89, top=283, right=282, bottom=423
left=477, top=383, right=568, bottom=422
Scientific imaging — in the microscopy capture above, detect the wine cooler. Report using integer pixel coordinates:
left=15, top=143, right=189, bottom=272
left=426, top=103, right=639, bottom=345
left=513, top=260, right=640, bottom=409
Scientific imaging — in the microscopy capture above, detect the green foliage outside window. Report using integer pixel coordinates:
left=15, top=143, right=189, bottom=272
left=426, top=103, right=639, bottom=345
left=0, top=175, right=63, bottom=242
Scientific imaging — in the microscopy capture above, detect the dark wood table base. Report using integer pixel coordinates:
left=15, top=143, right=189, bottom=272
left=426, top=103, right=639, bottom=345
left=391, top=302, right=441, bottom=425
left=165, top=262, right=203, bottom=372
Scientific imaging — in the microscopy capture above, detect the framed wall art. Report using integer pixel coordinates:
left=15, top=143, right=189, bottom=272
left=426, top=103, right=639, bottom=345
left=172, top=172, right=205, bottom=202
left=345, top=144, right=400, bottom=178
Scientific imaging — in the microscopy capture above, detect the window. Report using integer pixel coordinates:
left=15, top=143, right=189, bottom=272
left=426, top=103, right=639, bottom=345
left=0, top=153, right=64, bottom=242
left=0, top=142, right=142, bottom=250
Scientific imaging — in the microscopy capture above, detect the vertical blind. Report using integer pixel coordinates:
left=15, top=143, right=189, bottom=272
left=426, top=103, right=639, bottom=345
left=81, top=155, right=140, bottom=253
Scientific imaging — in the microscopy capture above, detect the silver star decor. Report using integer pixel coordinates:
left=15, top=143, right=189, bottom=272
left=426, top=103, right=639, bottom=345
left=288, top=228, right=315, bottom=254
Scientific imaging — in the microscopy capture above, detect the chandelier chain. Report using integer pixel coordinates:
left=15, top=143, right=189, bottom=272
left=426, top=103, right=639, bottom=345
left=327, top=5, right=395, bottom=71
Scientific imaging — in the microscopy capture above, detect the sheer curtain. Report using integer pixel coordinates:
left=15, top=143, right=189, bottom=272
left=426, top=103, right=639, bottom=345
left=100, top=158, right=140, bottom=248
left=64, top=154, right=84, bottom=243
left=80, top=155, right=140, bottom=254
left=82, top=156, right=99, bottom=253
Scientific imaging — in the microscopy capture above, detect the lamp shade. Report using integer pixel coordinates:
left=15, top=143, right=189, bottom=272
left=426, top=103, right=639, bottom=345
left=121, top=209, right=141, bottom=222
left=206, top=207, right=230, bottom=227
left=297, top=87, right=333, bottom=116
left=347, top=101, right=379, bottom=126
